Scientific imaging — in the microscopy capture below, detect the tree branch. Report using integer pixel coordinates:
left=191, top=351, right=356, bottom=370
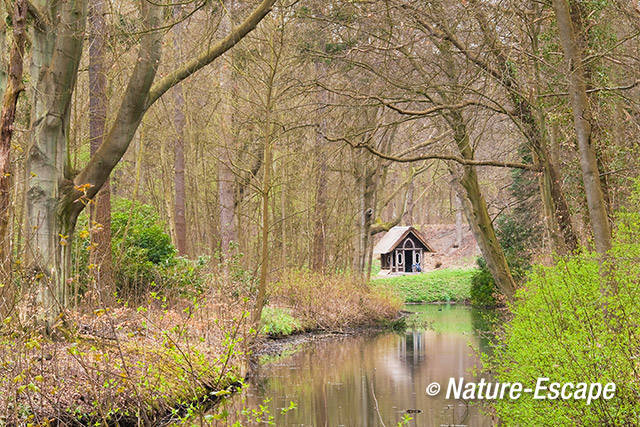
left=72, top=2, right=163, bottom=213
left=322, top=130, right=539, bottom=171
left=146, top=0, right=277, bottom=108
left=538, top=79, right=640, bottom=98
left=24, top=0, right=47, bottom=27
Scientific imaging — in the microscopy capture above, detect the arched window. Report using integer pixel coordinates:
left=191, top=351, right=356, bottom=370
left=414, top=251, right=421, bottom=264
left=396, top=251, right=404, bottom=265
left=403, top=237, right=415, bottom=248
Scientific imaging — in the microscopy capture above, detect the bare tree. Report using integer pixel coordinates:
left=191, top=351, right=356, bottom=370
left=24, top=0, right=277, bottom=325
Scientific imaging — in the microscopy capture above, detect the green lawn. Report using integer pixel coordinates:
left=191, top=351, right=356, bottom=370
left=372, top=268, right=477, bottom=303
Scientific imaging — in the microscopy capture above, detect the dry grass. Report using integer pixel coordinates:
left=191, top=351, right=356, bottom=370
left=267, top=270, right=402, bottom=331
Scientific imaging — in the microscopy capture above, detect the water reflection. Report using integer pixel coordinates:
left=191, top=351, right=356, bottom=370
left=223, top=305, right=494, bottom=426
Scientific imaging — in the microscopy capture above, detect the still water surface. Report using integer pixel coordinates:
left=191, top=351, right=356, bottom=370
left=229, top=305, right=495, bottom=426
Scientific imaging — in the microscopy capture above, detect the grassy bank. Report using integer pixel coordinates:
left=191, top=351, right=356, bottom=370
left=372, top=268, right=477, bottom=303
left=262, top=270, right=402, bottom=336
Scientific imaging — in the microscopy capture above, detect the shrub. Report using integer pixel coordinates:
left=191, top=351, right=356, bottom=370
left=110, top=199, right=175, bottom=264
left=74, top=198, right=206, bottom=298
left=469, top=258, right=498, bottom=307
left=268, top=270, right=401, bottom=331
left=261, top=307, right=302, bottom=336
left=488, top=183, right=640, bottom=424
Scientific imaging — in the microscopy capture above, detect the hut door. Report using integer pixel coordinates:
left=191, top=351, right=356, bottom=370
left=404, top=250, right=413, bottom=272
left=402, top=237, right=416, bottom=273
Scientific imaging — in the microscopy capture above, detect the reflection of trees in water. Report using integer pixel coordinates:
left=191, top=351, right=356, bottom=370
left=219, top=308, right=494, bottom=426
left=399, top=331, right=426, bottom=371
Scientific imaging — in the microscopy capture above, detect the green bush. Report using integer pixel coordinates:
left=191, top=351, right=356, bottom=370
left=261, top=307, right=302, bottom=336
left=470, top=214, right=536, bottom=305
left=111, top=198, right=175, bottom=264
left=488, top=183, right=640, bottom=424
left=469, top=258, right=498, bottom=307
left=74, top=198, right=206, bottom=298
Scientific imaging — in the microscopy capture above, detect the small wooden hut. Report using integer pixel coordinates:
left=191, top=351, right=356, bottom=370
left=373, top=226, right=434, bottom=273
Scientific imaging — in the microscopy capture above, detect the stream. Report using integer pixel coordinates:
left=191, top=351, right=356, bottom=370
left=223, top=304, right=495, bottom=426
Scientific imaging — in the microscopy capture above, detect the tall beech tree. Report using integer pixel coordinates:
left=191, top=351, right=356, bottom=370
left=551, top=0, right=612, bottom=254
left=24, top=0, right=277, bottom=325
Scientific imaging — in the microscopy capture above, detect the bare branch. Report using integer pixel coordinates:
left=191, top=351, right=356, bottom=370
left=146, top=0, right=277, bottom=108
left=321, top=130, right=540, bottom=171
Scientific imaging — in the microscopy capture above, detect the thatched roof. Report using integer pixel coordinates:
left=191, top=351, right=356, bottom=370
left=373, top=226, right=434, bottom=254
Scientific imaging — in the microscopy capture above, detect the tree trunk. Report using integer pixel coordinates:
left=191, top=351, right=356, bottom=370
left=89, top=0, right=114, bottom=302
left=218, top=4, right=237, bottom=256
left=0, top=0, right=27, bottom=316
left=22, top=0, right=274, bottom=325
left=454, top=193, right=463, bottom=248
left=432, top=34, right=516, bottom=298
left=357, top=165, right=376, bottom=279
left=552, top=0, right=612, bottom=254
left=402, top=178, right=415, bottom=225
left=171, top=5, right=187, bottom=256
left=26, top=2, right=87, bottom=326
left=252, top=75, right=276, bottom=327
left=311, top=65, right=328, bottom=272
left=173, top=93, right=187, bottom=256
left=0, top=3, right=7, bottom=97
left=449, top=113, right=516, bottom=299
left=444, top=3, right=579, bottom=253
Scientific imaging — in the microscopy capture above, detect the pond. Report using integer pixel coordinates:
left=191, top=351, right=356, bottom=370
left=221, top=305, right=496, bottom=426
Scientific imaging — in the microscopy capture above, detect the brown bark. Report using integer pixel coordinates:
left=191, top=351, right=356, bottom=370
left=252, top=37, right=278, bottom=326
left=454, top=193, right=463, bottom=248
left=171, top=6, right=187, bottom=256
left=552, top=0, right=612, bottom=254
left=311, top=64, right=328, bottom=272
left=27, top=0, right=88, bottom=324
left=72, top=0, right=278, bottom=212
left=88, top=0, right=114, bottom=301
left=0, top=0, right=27, bottom=316
left=428, top=32, right=517, bottom=298
left=402, top=179, right=415, bottom=225
left=470, top=2, right=579, bottom=253
left=448, top=112, right=516, bottom=299
left=173, top=92, right=187, bottom=255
